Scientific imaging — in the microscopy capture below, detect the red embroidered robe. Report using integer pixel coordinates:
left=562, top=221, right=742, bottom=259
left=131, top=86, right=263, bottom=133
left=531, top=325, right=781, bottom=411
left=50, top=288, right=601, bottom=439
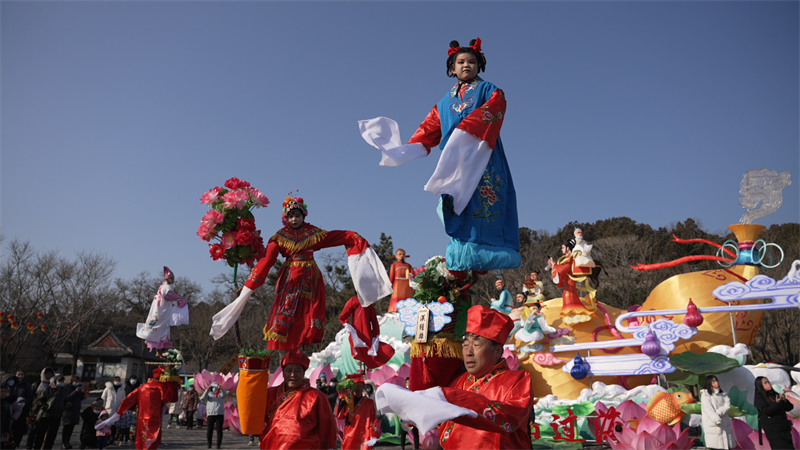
left=551, top=253, right=592, bottom=316
left=339, top=296, right=395, bottom=369
left=116, top=380, right=179, bottom=450
left=438, top=361, right=532, bottom=450
left=388, top=261, right=414, bottom=312
left=245, top=223, right=369, bottom=350
left=259, top=381, right=337, bottom=450
left=336, top=396, right=378, bottom=450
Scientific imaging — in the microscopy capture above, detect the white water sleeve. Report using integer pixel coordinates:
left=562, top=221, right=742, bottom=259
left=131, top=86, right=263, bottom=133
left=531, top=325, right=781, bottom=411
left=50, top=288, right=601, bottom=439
left=209, top=287, right=253, bottom=340
left=358, top=117, right=428, bottom=167
left=423, top=128, right=491, bottom=215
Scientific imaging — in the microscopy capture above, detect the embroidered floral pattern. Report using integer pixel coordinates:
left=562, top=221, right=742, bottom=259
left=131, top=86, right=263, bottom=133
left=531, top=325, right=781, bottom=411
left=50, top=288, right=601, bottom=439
left=472, top=164, right=502, bottom=221
left=483, top=407, right=496, bottom=421
left=480, top=104, right=504, bottom=125
left=449, top=77, right=482, bottom=115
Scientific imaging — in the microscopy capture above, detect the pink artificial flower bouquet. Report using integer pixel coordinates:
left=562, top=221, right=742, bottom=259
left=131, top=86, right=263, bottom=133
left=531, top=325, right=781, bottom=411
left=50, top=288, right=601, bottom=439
left=197, top=177, right=270, bottom=267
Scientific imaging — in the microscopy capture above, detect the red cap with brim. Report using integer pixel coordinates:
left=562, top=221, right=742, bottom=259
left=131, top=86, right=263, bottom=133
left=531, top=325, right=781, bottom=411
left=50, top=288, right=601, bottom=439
left=466, top=305, right=514, bottom=344
left=281, top=350, right=309, bottom=371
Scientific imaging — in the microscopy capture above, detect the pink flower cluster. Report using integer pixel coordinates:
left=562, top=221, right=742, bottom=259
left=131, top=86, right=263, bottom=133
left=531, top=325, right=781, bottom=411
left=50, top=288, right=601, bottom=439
left=593, top=401, right=694, bottom=450
left=197, top=178, right=270, bottom=267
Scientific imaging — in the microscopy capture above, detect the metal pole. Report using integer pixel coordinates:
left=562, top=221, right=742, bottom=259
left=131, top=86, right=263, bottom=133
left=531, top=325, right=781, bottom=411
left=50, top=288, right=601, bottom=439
left=729, top=312, right=737, bottom=346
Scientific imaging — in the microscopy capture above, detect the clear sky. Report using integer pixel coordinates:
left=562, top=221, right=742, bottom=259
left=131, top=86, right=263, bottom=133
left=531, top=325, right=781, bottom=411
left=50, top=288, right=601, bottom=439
left=2, top=1, right=798, bottom=294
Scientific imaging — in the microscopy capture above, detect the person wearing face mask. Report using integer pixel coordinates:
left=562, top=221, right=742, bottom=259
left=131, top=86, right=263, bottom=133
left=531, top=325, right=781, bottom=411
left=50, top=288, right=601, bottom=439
left=100, top=377, right=125, bottom=444
left=60, top=377, right=85, bottom=449
left=25, top=367, right=55, bottom=450
left=2, top=374, right=20, bottom=404
left=8, top=396, right=26, bottom=449
left=31, top=375, right=71, bottom=450
left=124, top=376, right=138, bottom=397
left=79, top=401, right=103, bottom=450
left=14, top=372, right=33, bottom=418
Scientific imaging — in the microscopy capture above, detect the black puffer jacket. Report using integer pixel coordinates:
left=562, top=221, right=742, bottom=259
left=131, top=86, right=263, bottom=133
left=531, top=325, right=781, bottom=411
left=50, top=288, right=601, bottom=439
left=61, top=388, right=86, bottom=425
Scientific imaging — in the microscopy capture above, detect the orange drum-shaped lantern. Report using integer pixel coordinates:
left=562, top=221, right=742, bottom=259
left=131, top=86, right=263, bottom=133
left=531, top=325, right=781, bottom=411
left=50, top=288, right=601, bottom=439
left=639, top=224, right=766, bottom=354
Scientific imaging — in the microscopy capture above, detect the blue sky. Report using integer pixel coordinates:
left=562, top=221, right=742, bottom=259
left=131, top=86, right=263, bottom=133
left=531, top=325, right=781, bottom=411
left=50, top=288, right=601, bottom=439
left=2, top=1, right=798, bottom=293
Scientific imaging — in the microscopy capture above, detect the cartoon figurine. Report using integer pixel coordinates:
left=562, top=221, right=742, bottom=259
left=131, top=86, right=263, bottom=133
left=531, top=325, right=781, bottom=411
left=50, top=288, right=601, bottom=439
left=547, top=239, right=592, bottom=321
left=523, top=270, right=545, bottom=303
left=514, top=302, right=556, bottom=353
left=490, top=279, right=513, bottom=314
left=388, top=249, right=414, bottom=313
left=572, top=228, right=595, bottom=268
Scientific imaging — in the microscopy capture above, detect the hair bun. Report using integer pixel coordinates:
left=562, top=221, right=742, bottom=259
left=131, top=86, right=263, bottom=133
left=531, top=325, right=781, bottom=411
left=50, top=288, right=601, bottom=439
left=449, top=40, right=460, bottom=48
left=469, top=39, right=477, bottom=46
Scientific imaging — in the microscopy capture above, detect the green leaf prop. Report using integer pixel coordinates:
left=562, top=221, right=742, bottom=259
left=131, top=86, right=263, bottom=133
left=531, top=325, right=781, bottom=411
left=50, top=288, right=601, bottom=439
left=680, top=403, right=701, bottom=415
left=552, top=402, right=595, bottom=418
left=337, top=379, right=355, bottom=393
left=670, top=351, right=740, bottom=376
left=665, top=369, right=699, bottom=386
left=728, top=386, right=759, bottom=429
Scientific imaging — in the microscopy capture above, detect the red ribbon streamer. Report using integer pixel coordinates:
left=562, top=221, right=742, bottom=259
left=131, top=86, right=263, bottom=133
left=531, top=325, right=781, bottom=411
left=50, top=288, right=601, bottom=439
left=672, top=235, right=736, bottom=257
left=630, top=255, right=727, bottom=271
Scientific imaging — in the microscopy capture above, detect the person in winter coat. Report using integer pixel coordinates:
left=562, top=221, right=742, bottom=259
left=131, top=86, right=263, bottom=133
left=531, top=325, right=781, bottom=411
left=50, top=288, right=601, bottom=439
left=1, top=385, right=12, bottom=447
left=10, top=396, right=27, bottom=449
left=100, top=377, right=125, bottom=444
left=61, top=377, right=86, bottom=449
left=700, top=375, right=734, bottom=450
left=25, top=367, right=55, bottom=450
left=79, top=401, right=102, bottom=450
left=3, top=374, right=20, bottom=404
left=181, top=385, right=198, bottom=430
left=200, top=383, right=227, bottom=449
left=754, top=375, right=794, bottom=449
left=14, top=371, right=33, bottom=415
left=167, top=387, right=185, bottom=429
left=124, top=376, right=138, bottom=397
left=31, top=375, right=71, bottom=450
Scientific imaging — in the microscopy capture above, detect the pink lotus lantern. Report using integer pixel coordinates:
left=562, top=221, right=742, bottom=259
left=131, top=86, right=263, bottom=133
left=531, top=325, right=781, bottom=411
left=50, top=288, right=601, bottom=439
left=368, top=363, right=410, bottom=388
left=269, top=367, right=284, bottom=388
left=609, top=417, right=693, bottom=450
left=193, top=370, right=239, bottom=394
left=502, top=347, right=520, bottom=370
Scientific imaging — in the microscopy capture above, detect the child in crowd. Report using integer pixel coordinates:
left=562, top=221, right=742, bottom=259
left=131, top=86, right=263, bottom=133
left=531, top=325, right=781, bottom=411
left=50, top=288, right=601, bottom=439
left=95, top=412, right=112, bottom=450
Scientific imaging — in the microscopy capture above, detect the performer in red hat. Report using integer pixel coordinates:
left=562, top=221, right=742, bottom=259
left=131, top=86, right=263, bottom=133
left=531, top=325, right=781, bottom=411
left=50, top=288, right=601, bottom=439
left=437, top=305, right=532, bottom=450
left=339, top=296, right=395, bottom=369
left=336, top=374, right=379, bottom=450
left=108, top=367, right=179, bottom=450
left=259, top=350, right=337, bottom=450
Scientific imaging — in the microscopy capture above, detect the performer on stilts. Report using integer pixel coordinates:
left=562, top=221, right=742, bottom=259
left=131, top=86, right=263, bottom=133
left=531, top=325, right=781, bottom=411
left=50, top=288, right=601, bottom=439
left=359, top=37, right=521, bottom=392
left=339, top=296, right=395, bottom=370
left=136, top=267, right=189, bottom=351
left=209, top=194, right=391, bottom=348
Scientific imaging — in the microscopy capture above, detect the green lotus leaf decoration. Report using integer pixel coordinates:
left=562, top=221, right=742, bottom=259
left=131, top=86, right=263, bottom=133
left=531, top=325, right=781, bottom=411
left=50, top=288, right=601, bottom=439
left=670, top=351, right=740, bottom=376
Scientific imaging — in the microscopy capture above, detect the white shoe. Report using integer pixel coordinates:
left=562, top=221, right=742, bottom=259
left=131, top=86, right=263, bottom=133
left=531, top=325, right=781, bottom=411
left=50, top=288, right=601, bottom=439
left=176, top=426, right=180, bottom=429
left=247, top=442, right=255, bottom=447
left=166, top=425, right=171, bottom=429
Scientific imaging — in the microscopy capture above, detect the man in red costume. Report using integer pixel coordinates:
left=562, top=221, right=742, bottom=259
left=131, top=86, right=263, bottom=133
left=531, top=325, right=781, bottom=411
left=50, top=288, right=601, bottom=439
left=336, top=374, right=379, bottom=450
left=339, top=296, right=395, bottom=369
left=547, top=238, right=592, bottom=319
left=259, top=350, right=337, bottom=450
left=113, top=368, right=179, bottom=450
left=388, top=249, right=414, bottom=312
left=437, top=305, right=533, bottom=449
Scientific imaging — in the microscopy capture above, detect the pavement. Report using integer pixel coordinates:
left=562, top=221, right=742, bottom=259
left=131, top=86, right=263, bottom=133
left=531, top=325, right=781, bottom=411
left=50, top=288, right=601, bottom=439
left=55, top=412, right=406, bottom=450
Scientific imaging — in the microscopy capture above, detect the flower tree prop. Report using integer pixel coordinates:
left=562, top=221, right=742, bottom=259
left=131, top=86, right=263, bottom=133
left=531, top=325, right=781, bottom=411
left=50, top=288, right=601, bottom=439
left=399, top=256, right=481, bottom=390
left=337, top=378, right=357, bottom=414
left=197, top=177, right=269, bottom=347
left=198, top=177, right=270, bottom=270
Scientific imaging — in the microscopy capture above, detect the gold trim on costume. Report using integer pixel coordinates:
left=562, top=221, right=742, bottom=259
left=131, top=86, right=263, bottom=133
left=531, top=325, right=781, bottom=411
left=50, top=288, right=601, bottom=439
left=410, top=338, right=463, bottom=359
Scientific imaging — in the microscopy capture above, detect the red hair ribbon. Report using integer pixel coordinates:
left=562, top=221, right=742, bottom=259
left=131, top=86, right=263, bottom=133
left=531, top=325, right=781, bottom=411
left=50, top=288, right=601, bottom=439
left=447, top=46, right=461, bottom=56
left=471, top=37, right=482, bottom=53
